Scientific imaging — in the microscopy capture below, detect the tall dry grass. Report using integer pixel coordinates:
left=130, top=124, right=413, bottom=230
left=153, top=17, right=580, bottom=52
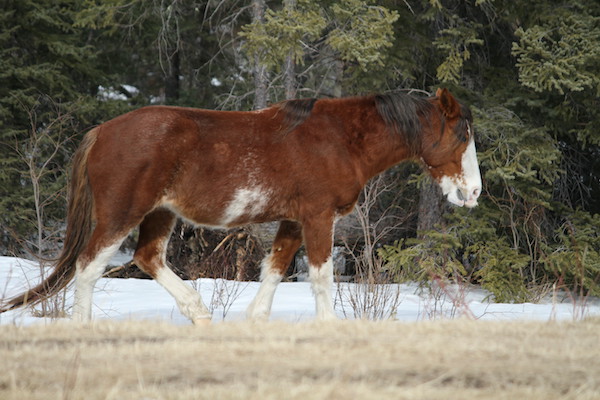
left=1, top=318, right=599, bottom=400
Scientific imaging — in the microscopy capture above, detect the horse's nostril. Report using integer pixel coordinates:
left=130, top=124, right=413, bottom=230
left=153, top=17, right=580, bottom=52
left=456, top=188, right=465, bottom=201
left=473, top=188, right=481, bottom=197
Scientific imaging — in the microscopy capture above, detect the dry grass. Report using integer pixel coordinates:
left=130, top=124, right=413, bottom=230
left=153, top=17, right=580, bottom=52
left=1, top=318, right=599, bottom=400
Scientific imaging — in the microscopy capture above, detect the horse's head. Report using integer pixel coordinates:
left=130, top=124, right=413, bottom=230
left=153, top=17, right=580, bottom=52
left=421, top=88, right=482, bottom=208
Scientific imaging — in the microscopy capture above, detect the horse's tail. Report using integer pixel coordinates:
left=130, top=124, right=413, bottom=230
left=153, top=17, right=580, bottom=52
left=0, top=128, right=99, bottom=313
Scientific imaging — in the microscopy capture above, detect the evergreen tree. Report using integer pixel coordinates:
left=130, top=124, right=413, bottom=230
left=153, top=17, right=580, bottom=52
left=1, top=0, right=599, bottom=299
left=0, top=0, right=101, bottom=255
left=240, top=0, right=398, bottom=101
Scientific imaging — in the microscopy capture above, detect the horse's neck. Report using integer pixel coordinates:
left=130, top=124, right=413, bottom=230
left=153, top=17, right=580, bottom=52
left=341, top=109, right=413, bottom=184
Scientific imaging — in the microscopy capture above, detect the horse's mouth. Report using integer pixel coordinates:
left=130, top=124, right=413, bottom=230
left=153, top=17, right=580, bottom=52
left=448, top=187, right=480, bottom=208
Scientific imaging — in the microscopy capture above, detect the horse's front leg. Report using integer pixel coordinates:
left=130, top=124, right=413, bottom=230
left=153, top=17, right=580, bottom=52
left=303, top=216, right=337, bottom=320
left=247, top=220, right=303, bottom=321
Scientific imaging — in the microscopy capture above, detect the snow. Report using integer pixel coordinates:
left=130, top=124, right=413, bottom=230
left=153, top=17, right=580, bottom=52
left=97, top=85, right=140, bottom=101
left=1, top=256, right=599, bottom=326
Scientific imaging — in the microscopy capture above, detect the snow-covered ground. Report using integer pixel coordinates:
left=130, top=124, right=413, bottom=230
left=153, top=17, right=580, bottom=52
left=1, top=256, right=599, bottom=326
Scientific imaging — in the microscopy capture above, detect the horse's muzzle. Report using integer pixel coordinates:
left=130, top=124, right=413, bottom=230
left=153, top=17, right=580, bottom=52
left=456, top=186, right=480, bottom=208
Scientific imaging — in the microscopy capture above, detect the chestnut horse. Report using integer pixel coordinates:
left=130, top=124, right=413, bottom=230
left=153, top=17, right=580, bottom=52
left=1, top=88, right=481, bottom=323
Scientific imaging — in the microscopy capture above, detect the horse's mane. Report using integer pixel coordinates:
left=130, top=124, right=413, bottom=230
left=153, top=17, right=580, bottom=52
left=275, top=93, right=435, bottom=154
left=276, top=98, right=317, bottom=133
left=373, top=92, right=433, bottom=156
left=454, top=104, right=472, bottom=142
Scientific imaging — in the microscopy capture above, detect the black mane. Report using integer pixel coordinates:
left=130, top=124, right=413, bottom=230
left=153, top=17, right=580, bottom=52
left=454, top=104, right=473, bottom=142
left=276, top=98, right=317, bottom=133
left=275, top=93, right=445, bottom=152
left=374, top=92, right=433, bottom=156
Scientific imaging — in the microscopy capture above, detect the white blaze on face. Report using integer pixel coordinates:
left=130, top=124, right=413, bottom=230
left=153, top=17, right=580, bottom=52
left=439, top=133, right=482, bottom=208
left=221, top=187, right=270, bottom=225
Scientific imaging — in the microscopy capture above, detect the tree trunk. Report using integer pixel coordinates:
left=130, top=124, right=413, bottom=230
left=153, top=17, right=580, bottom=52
left=165, top=48, right=180, bottom=103
left=417, top=175, right=444, bottom=238
left=252, top=0, right=268, bottom=110
left=283, top=0, right=297, bottom=100
left=332, top=59, right=343, bottom=98
left=284, top=53, right=296, bottom=100
left=321, top=48, right=344, bottom=98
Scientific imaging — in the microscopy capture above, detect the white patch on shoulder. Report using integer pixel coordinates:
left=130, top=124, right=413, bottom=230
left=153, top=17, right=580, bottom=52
left=221, top=187, right=271, bottom=226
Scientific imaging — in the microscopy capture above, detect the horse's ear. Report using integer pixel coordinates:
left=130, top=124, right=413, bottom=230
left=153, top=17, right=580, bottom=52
left=436, top=88, right=460, bottom=119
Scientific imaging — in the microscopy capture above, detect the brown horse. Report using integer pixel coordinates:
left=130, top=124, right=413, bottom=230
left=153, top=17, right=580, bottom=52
left=1, top=88, right=481, bottom=323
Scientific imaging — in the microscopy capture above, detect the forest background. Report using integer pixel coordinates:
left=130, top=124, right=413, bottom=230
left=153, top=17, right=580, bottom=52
left=1, top=0, right=599, bottom=303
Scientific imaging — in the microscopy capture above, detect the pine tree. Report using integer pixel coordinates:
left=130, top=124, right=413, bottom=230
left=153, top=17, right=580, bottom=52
left=0, top=0, right=101, bottom=254
left=2, top=0, right=599, bottom=299
left=240, top=0, right=398, bottom=101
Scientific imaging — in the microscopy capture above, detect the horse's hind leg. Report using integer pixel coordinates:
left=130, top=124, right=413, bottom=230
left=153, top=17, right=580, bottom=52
left=247, top=221, right=303, bottom=321
left=133, top=209, right=211, bottom=324
left=72, top=226, right=128, bottom=322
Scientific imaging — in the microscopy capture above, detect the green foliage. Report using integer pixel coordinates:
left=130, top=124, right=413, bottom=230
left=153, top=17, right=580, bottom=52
left=449, top=206, right=533, bottom=303
left=512, top=6, right=600, bottom=96
left=2, top=0, right=600, bottom=303
left=474, top=106, right=561, bottom=208
left=379, top=229, right=466, bottom=285
left=542, top=210, right=600, bottom=297
left=380, top=204, right=534, bottom=303
left=326, top=0, right=399, bottom=69
left=240, top=0, right=398, bottom=98
left=240, top=0, right=327, bottom=69
left=0, top=0, right=95, bottom=253
left=0, top=0, right=97, bottom=116
left=434, top=23, right=483, bottom=83
left=74, top=0, right=131, bottom=32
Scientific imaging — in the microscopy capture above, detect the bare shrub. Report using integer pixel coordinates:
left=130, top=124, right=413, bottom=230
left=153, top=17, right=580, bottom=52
left=337, top=256, right=401, bottom=320
left=167, top=223, right=263, bottom=281
left=207, top=278, right=249, bottom=320
left=417, top=275, right=475, bottom=320
left=336, top=173, right=410, bottom=320
left=0, top=258, right=70, bottom=320
left=5, top=98, right=77, bottom=318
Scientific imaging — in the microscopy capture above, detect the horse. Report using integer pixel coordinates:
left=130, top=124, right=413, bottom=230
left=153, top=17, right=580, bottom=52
left=1, top=88, right=481, bottom=323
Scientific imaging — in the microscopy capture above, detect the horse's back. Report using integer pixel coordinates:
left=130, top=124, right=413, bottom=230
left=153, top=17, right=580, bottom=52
left=82, top=106, right=279, bottom=225
left=81, top=103, right=364, bottom=227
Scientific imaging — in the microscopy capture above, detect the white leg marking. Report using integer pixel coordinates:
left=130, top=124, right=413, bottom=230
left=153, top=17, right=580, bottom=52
left=309, top=257, right=337, bottom=320
left=246, top=253, right=283, bottom=321
left=154, top=266, right=211, bottom=324
left=221, top=187, right=270, bottom=226
left=72, top=241, right=122, bottom=322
